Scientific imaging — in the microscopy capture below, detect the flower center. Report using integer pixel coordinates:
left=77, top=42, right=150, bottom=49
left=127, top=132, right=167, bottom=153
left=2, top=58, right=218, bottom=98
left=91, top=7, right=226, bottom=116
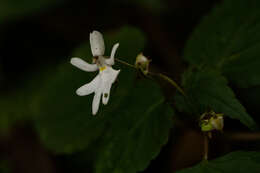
left=99, top=66, right=106, bottom=71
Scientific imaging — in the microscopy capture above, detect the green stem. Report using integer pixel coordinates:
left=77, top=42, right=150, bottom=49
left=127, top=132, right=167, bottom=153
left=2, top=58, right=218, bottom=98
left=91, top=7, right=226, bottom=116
left=115, top=58, right=136, bottom=69
left=155, top=73, right=186, bottom=97
left=203, top=133, right=209, bottom=161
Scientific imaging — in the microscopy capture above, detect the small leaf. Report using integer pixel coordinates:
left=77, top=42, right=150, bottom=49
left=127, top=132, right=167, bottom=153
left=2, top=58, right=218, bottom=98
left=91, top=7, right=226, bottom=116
left=175, top=69, right=257, bottom=130
left=177, top=151, right=260, bottom=173
left=184, top=0, right=260, bottom=88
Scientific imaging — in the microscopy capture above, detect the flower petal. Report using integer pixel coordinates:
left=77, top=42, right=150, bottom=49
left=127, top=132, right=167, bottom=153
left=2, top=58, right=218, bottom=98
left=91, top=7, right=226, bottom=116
left=76, top=75, right=101, bottom=96
left=102, top=83, right=112, bottom=105
left=101, top=66, right=120, bottom=84
left=90, top=31, right=105, bottom=56
left=99, top=67, right=120, bottom=105
left=92, top=90, right=102, bottom=115
left=71, top=57, right=98, bottom=72
left=105, top=43, right=119, bottom=65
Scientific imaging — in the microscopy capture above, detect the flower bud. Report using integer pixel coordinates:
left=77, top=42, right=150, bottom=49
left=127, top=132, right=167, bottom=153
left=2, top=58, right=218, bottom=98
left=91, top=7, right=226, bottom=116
left=135, top=53, right=150, bottom=75
left=210, top=114, right=224, bottom=131
left=200, top=111, right=224, bottom=132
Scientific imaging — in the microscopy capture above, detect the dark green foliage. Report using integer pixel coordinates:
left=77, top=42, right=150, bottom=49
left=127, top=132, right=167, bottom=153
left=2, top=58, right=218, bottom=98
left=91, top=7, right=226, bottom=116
left=184, top=0, right=260, bottom=88
left=177, top=151, right=260, bottom=173
left=175, top=69, right=257, bottom=130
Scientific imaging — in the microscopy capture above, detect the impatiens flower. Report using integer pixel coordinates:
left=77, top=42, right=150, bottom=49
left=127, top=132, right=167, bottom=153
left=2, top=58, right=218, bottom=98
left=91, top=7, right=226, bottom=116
left=70, top=31, right=120, bottom=115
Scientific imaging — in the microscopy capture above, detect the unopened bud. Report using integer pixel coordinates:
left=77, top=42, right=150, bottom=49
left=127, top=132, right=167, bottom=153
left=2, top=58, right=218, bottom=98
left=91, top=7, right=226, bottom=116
left=210, top=114, right=224, bottom=131
left=135, top=53, right=150, bottom=75
left=200, top=111, right=224, bottom=132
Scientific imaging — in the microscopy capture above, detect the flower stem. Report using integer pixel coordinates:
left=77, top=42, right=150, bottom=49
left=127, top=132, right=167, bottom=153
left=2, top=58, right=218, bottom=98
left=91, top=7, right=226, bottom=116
left=203, top=133, right=209, bottom=160
left=115, top=58, right=137, bottom=69
left=152, top=73, right=186, bottom=97
left=115, top=58, right=186, bottom=97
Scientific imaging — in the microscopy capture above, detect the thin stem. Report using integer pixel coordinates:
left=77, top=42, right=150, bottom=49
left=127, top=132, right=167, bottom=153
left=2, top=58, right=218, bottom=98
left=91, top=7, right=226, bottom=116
left=159, top=73, right=186, bottom=97
left=115, top=58, right=136, bottom=69
left=149, top=72, right=186, bottom=97
left=115, top=58, right=186, bottom=97
left=203, top=133, right=209, bottom=161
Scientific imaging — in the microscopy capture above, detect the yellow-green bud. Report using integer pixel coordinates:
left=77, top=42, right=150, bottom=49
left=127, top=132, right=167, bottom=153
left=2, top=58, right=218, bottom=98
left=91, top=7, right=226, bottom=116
left=201, top=121, right=214, bottom=132
left=200, top=111, right=224, bottom=132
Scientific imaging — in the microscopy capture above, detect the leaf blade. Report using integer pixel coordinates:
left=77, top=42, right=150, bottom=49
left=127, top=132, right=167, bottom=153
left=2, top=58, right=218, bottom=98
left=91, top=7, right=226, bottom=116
left=184, top=0, right=260, bottom=88
left=175, top=69, right=257, bottom=129
left=177, top=151, right=260, bottom=173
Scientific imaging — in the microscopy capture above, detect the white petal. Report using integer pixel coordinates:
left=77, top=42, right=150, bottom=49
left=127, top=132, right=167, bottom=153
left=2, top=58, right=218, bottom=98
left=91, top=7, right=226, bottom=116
left=102, top=83, right=112, bottom=105
left=76, top=75, right=101, bottom=96
left=105, top=43, right=119, bottom=65
left=92, top=90, right=102, bottom=115
left=100, top=67, right=120, bottom=105
left=101, top=66, right=120, bottom=84
left=90, top=31, right=105, bottom=56
left=71, top=57, right=98, bottom=72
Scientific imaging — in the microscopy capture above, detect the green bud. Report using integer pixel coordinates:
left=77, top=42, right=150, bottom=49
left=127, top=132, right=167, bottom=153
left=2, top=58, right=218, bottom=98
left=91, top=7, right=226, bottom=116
left=201, top=122, right=214, bottom=132
left=200, top=111, right=224, bottom=132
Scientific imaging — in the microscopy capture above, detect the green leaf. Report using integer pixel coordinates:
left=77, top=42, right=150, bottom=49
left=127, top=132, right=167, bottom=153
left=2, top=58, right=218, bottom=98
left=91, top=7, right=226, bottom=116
left=175, top=69, right=257, bottom=130
left=184, top=0, right=260, bottom=88
left=34, top=27, right=173, bottom=172
left=94, top=82, right=173, bottom=173
left=177, top=151, right=260, bottom=173
left=239, top=86, right=260, bottom=115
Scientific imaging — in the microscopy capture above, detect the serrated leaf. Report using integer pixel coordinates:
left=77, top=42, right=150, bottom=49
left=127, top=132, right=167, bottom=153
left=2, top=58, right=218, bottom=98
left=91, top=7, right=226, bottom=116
left=94, top=81, right=173, bottom=173
left=184, top=0, right=260, bottom=88
left=33, top=27, right=173, bottom=173
left=177, top=151, right=260, bottom=173
left=175, top=69, right=257, bottom=130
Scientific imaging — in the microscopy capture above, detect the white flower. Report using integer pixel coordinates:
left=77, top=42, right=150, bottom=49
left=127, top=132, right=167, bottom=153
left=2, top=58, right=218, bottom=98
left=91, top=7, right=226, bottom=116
left=70, top=31, right=120, bottom=115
